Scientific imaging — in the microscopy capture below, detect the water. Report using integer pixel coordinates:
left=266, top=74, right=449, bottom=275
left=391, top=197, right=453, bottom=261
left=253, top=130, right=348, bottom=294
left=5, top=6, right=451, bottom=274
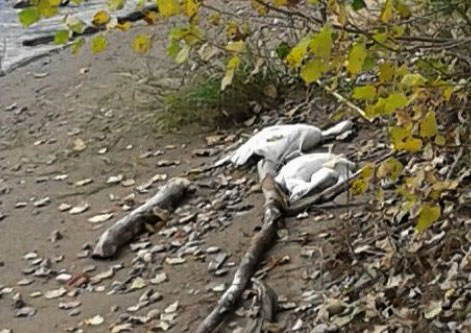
left=0, top=0, right=137, bottom=76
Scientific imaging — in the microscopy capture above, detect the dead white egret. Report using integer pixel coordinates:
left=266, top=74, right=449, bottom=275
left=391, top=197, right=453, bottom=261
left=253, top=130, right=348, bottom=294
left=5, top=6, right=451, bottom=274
left=216, top=120, right=353, bottom=168
left=275, top=153, right=355, bottom=202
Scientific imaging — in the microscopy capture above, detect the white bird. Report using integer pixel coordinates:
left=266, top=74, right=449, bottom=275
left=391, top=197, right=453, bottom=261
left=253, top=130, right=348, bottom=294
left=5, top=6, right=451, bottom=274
left=216, top=120, right=353, bottom=168
left=275, top=153, right=355, bottom=202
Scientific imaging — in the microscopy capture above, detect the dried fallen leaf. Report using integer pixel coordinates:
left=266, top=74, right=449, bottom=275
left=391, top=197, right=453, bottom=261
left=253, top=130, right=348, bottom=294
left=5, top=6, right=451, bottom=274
left=88, top=213, right=113, bottom=224
left=85, top=314, right=104, bottom=326
left=69, top=203, right=89, bottom=215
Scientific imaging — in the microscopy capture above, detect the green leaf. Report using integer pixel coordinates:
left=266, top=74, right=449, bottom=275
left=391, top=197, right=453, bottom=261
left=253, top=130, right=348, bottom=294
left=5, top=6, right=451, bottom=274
left=346, top=43, right=367, bottom=76
left=91, top=35, right=108, bottom=54
left=352, top=85, right=376, bottom=101
left=175, top=44, right=190, bottom=63
left=300, top=59, right=327, bottom=84
left=309, top=25, right=332, bottom=58
left=18, top=7, right=40, bottom=27
left=416, top=203, right=440, bottom=232
left=351, top=0, right=366, bottom=10
left=166, top=40, right=180, bottom=59
left=419, top=110, right=438, bottom=138
left=276, top=42, right=290, bottom=59
left=53, top=30, right=70, bottom=45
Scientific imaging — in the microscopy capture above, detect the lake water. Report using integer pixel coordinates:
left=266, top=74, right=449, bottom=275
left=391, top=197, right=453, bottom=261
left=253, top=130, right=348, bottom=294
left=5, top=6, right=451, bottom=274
left=0, top=0, right=137, bottom=76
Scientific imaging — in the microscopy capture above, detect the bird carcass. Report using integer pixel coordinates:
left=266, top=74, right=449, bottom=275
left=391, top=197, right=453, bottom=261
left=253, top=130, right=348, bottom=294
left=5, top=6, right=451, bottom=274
left=275, top=153, right=355, bottom=202
left=217, top=120, right=353, bottom=169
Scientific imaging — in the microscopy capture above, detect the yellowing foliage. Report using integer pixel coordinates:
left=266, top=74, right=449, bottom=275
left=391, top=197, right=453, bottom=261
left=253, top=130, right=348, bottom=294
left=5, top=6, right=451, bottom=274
left=92, top=10, right=111, bottom=26
left=300, top=59, right=327, bottom=84
left=221, top=56, right=240, bottom=90
left=91, top=35, right=108, bottom=54
left=419, top=111, right=438, bottom=138
left=346, top=43, right=367, bottom=76
left=286, top=37, right=310, bottom=68
left=416, top=203, right=441, bottom=232
left=156, top=0, right=181, bottom=17
left=183, top=0, right=199, bottom=17
left=352, top=85, right=376, bottom=101
left=132, top=35, right=151, bottom=54
left=309, top=25, right=332, bottom=58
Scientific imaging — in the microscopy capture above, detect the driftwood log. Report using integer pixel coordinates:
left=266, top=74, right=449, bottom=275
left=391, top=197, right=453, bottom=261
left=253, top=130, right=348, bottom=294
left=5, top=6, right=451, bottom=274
left=22, top=5, right=159, bottom=47
left=92, top=177, right=191, bottom=259
left=196, top=175, right=284, bottom=333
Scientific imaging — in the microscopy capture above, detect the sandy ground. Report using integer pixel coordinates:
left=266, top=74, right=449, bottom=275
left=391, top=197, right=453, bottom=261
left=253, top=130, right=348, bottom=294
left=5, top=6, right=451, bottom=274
left=0, top=25, right=345, bottom=333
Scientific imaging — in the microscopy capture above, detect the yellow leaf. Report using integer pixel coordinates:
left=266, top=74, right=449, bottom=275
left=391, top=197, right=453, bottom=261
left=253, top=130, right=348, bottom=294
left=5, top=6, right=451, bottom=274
left=251, top=0, right=269, bottom=14
left=38, top=0, right=58, bottom=18
left=380, top=0, right=393, bottom=22
left=183, top=0, right=198, bottom=17
left=156, top=0, right=181, bottom=17
left=273, top=0, right=288, bottom=6
left=401, top=73, right=426, bottom=88
left=225, top=41, right=246, bottom=53
left=402, top=137, right=422, bottom=152
left=384, top=92, right=407, bottom=115
left=416, top=203, right=440, bottom=232
left=221, top=56, right=240, bottom=90
left=132, top=35, right=151, bottom=54
left=360, top=163, right=374, bottom=180
left=379, top=62, right=394, bottom=82
left=346, top=43, right=367, bottom=76
left=143, top=10, right=159, bottom=24
left=352, top=85, right=376, bottom=101
left=285, top=37, right=310, bottom=68
left=435, top=135, right=446, bottom=146
left=91, top=35, right=108, bottom=54
left=48, top=0, right=61, bottom=6
left=351, top=178, right=368, bottom=196
left=116, top=21, right=131, bottom=31
left=442, top=86, right=453, bottom=101
left=419, top=110, right=438, bottom=138
left=92, top=10, right=111, bottom=26
left=377, top=157, right=403, bottom=181
left=300, top=59, right=327, bottom=84
left=309, top=25, right=332, bottom=58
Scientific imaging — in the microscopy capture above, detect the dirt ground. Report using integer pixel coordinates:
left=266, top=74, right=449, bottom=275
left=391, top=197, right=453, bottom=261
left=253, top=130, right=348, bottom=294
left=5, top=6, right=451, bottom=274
left=0, top=23, right=362, bottom=332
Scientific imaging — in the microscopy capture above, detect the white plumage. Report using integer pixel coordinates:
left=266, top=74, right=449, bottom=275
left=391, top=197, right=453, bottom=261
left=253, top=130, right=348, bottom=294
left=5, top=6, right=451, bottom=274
left=275, top=153, right=355, bottom=202
left=217, top=120, right=353, bottom=168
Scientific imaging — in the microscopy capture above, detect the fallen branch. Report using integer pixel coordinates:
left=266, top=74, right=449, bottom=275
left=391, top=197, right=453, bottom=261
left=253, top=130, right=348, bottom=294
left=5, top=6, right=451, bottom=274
left=196, top=175, right=284, bottom=333
left=315, top=80, right=370, bottom=122
left=92, top=177, right=191, bottom=259
left=22, top=5, right=159, bottom=47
